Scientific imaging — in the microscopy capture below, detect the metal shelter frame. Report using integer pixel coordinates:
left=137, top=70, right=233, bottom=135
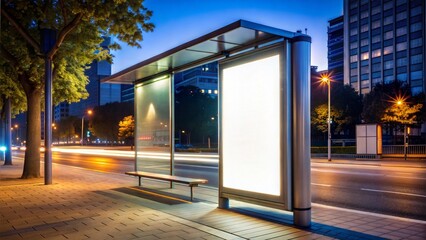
left=103, top=19, right=312, bottom=227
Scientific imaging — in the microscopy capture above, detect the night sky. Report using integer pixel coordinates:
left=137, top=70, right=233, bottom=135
left=111, top=0, right=343, bottom=73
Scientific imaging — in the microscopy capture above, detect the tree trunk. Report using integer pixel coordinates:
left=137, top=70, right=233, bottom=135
left=21, top=89, right=41, bottom=179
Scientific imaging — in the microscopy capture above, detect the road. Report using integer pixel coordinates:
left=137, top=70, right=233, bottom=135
left=12, top=149, right=426, bottom=221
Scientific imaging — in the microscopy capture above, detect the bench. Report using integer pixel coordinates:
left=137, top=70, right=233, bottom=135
left=125, top=171, right=208, bottom=201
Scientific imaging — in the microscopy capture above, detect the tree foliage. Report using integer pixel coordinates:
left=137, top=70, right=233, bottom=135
left=90, top=102, right=133, bottom=143
left=362, top=81, right=424, bottom=124
left=118, top=115, right=135, bottom=141
left=56, top=116, right=80, bottom=143
left=1, top=0, right=154, bottom=178
left=311, top=104, right=344, bottom=133
left=382, top=102, right=423, bottom=125
left=311, top=84, right=362, bottom=139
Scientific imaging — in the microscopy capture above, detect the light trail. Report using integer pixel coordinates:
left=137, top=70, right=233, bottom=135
left=50, top=147, right=219, bottom=163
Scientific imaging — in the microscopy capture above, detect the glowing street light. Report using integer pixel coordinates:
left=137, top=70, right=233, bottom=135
left=81, top=110, right=93, bottom=146
left=321, top=74, right=332, bottom=161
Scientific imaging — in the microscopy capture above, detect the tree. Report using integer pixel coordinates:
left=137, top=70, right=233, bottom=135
left=362, top=81, right=414, bottom=123
left=331, top=84, right=363, bottom=137
left=56, top=116, right=80, bottom=143
left=90, top=102, right=133, bottom=144
left=118, top=115, right=135, bottom=149
left=382, top=101, right=423, bottom=125
left=311, top=104, right=344, bottom=135
left=1, top=1, right=154, bottom=178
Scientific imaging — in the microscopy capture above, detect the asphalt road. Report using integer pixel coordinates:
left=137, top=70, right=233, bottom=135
left=12, top=150, right=426, bottom=221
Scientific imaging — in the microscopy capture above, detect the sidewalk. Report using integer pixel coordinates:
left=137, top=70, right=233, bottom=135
left=1, top=159, right=425, bottom=240
left=312, top=158, right=426, bottom=168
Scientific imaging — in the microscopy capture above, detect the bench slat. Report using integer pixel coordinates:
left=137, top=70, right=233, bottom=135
left=125, top=171, right=208, bottom=185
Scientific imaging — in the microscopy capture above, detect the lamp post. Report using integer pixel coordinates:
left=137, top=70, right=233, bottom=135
left=321, top=75, right=331, bottom=161
left=81, top=110, right=92, bottom=146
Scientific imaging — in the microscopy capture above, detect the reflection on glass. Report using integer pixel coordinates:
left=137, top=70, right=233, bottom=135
left=135, top=76, right=170, bottom=174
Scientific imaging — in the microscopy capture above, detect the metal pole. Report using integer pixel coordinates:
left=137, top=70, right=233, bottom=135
left=404, top=125, right=407, bottom=161
left=81, top=116, right=84, bottom=146
left=327, top=81, right=331, bottom=161
left=292, top=35, right=312, bottom=228
left=169, top=74, right=175, bottom=188
left=44, top=56, right=53, bottom=185
left=4, top=98, right=12, bottom=165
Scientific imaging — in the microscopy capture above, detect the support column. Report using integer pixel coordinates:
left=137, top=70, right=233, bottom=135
left=4, top=98, right=12, bottom=165
left=41, top=28, right=56, bottom=185
left=292, top=35, right=312, bottom=228
left=169, top=74, right=175, bottom=188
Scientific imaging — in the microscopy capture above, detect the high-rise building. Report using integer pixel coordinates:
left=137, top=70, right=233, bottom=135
left=343, top=0, right=425, bottom=95
left=328, top=16, right=344, bottom=84
left=119, top=62, right=219, bottom=102
left=54, top=37, right=121, bottom=121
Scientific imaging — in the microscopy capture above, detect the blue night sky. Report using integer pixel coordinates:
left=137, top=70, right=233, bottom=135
left=111, top=0, right=343, bottom=73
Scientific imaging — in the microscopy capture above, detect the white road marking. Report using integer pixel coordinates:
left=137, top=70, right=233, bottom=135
left=361, top=188, right=426, bottom=198
left=312, top=183, right=332, bottom=187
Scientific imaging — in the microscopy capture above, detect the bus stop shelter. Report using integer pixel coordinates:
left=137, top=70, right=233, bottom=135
left=103, top=20, right=312, bottom=227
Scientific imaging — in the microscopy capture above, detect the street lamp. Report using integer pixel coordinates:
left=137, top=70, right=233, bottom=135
left=81, top=110, right=93, bottom=146
left=13, top=124, right=19, bottom=145
left=321, top=74, right=332, bottom=161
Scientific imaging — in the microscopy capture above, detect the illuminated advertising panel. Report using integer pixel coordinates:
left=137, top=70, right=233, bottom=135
left=219, top=44, right=291, bottom=209
left=135, top=76, right=171, bottom=174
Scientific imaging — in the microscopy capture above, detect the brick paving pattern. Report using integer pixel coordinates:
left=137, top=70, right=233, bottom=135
left=1, top=158, right=425, bottom=239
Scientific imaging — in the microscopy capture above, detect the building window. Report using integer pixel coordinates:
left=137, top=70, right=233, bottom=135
left=350, top=28, right=358, bottom=36
left=396, top=27, right=407, bottom=36
left=396, top=42, right=407, bottom=51
left=350, top=41, right=358, bottom=49
left=412, top=87, right=422, bottom=95
left=396, top=0, right=406, bottom=6
left=383, top=46, right=393, bottom=55
left=384, top=1, right=393, bottom=10
left=411, top=54, right=423, bottom=65
left=350, top=76, right=358, bottom=83
left=410, top=22, right=422, bottom=33
left=371, top=6, right=381, bottom=15
left=360, top=38, right=369, bottom=46
left=384, top=60, right=394, bottom=69
left=371, top=20, right=381, bottom=29
left=361, top=74, right=369, bottom=81
left=384, top=31, right=393, bottom=40
left=350, top=14, right=358, bottom=23
left=361, top=66, right=370, bottom=74
left=361, top=11, right=369, bottom=19
left=350, top=55, right=358, bottom=63
left=371, top=35, right=381, bottom=44
left=397, top=57, right=407, bottom=67
left=372, top=72, right=381, bottom=79
left=397, top=73, right=407, bottom=81
left=384, top=75, right=394, bottom=83
left=350, top=1, right=358, bottom=9
left=396, top=11, right=407, bottom=21
left=372, top=63, right=381, bottom=71
left=351, top=68, right=358, bottom=76
left=384, top=16, right=393, bottom=25
left=372, top=49, right=381, bottom=58
left=360, top=24, right=369, bottom=32
left=410, top=71, right=423, bottom=80
left=361, top=52, right=369, bottom=60
left=410, top=38, right=422, bottom=48
left=410, top=6, right=422, bottom=17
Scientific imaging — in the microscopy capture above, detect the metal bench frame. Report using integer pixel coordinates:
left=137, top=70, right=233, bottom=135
left=125, top=171, right=208, bottom=201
